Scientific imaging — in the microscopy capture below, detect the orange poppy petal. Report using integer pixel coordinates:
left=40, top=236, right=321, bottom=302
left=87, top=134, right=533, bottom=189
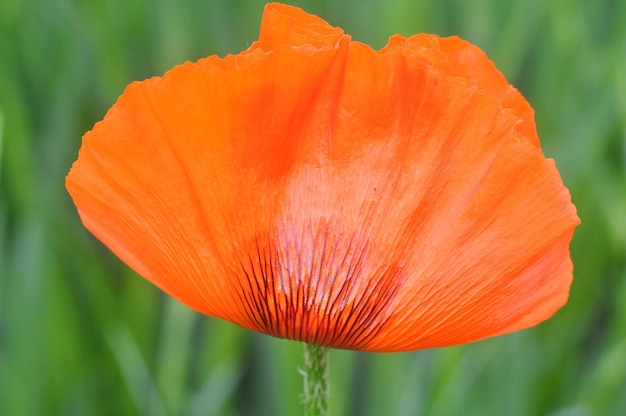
left=66, top=3, right=579, bottom=352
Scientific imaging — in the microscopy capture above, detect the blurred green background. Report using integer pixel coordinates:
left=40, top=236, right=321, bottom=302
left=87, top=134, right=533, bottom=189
left=1, top=0, right=625, bottom=415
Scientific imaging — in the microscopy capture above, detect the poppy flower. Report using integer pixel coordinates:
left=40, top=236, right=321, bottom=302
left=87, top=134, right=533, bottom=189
left=66, top=3, right=579, bottom=352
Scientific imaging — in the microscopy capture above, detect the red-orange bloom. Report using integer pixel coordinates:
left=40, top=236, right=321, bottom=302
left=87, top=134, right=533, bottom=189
left=66, top=3, right=580, bottom=352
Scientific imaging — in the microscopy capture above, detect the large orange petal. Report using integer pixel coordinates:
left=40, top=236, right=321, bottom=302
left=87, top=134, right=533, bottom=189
left=66, top=7, right=353, bottom=330
left=66, top=3, right=579, bottom=352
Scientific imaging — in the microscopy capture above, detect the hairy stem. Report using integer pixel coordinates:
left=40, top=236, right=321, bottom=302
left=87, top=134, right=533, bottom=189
left=302, top=343, right=330, bottom=416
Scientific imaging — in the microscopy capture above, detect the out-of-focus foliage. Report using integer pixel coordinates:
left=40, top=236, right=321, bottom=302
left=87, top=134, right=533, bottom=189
left=1, top=0, right=624, bottom=415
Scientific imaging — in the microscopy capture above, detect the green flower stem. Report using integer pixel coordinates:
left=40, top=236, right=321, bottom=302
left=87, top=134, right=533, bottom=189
left=302, top=343, right=330, bottom=416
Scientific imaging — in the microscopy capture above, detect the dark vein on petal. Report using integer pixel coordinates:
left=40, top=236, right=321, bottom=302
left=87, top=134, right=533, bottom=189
left=235, top=221, right=403, bottom=350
